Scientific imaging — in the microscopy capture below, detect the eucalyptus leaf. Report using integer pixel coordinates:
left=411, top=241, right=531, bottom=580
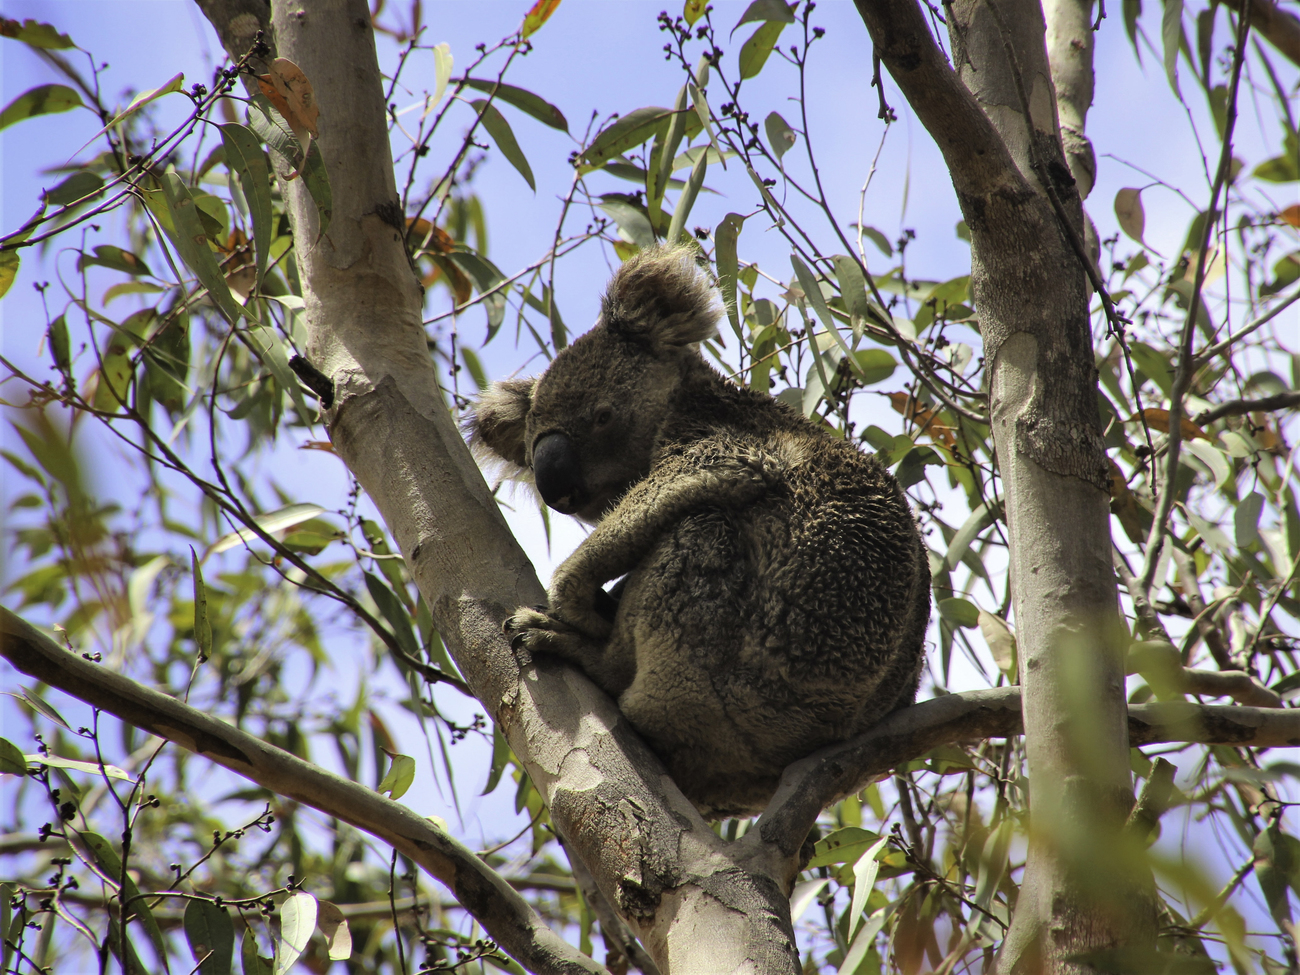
left=472, top=99, right=535, bottom=190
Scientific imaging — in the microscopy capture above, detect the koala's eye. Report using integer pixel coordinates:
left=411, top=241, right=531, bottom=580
left=594, top=409, right=613, bottom=428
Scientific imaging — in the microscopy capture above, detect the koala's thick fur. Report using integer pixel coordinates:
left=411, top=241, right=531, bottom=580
left=470, top=247, right=930, bottom=817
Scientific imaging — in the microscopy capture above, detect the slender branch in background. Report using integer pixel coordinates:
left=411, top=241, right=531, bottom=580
left=1194, top=390, right=1300, bottom=425
left=1192, top=279, right=1300, bottom=366
left=1113, top=546, right=1280, bottom=707
left=0, top=607, right=606, bottom=975
left=1140, top=2, right=1252, bottom=593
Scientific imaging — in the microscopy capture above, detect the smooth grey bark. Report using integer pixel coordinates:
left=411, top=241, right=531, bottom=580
left=193, top=2, right=804, bottom=972
left=853, top=0, right=1150, bottom=971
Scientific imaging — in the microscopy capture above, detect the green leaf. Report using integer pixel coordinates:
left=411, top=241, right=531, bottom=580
left=688, top=82, right=725, bottom=167
left=808, top=826, right=883, bottom=868
left=666, top=149, right=707, bottom=243
left=0, top=19, right=75, bottom=49
left=299, top=143, right=333, bottom=239
left=1253, top=126, right=1299, bottom=183
left=0, top=737, right=27, bottom=775
left=247, top=323, right=314, bottom=425
left=221, top=124, right=273, bottom=288
left=1235, top=491, right=1265, bottom=549
left=45, top=170, right=104, bottom=208
left=847, top=834, right=890, bottom=941
left=316, top=901, right=352, bottom=961
left=246, top=95, right=331, bottom=238
left=472, top=99, right=535, bottom=190
left=274, top=892, right=317, bottom=975
left=683, top=0, right=707, bottom=25
left=191, top=547, right=211, bottom=658
left=937, top=597, right=980, bottom=628
left=739, top=21, right=787, bottom=80
left=732, top=0, right=795, bottom=32
left=1184, top=438, right=1231, bottom=488
left=482, top=724, right=512, bottom=795
left=209, top=503, right=326, bottom=554
left=764, top=111, right=796, bottom=162
left=77, top=244, right=152, bottom=277
left=581, top=106, right=676, bottom=170
left=184, top=898, right=234, bottom=975
left=715, top=212, right=746, bottom=341
left=650, top=88, right=690, bottom=210
left=458, top=78, right=567, bottom=131
left=16, top=687, right=71, bottom=730
left=946, top=497, right=1003, bottom=570
left=1161, top=0, right=1183, bottom=97
left=240, top=931, right=273, bottom=975
left=598, top=199, right=655, bottom=249
left=832, top=255, right=879, bottom=335
left=1114, top=187, right=1147, bottom=245
left=0, top=249, right=19, bottom=299
left=28, top=753, right=135, bottom=781
left=364, top=571, right=421, bottom=659
left=860, top=225, right=892, bottom=257
left=378, top=752, right=416, bottom=800
left=0, top=84, right=81, bottom=130
left=159, top=173, right=244, bottom=327
left=81, top=832, right=170, bottom=971
left=851, top=348, right=896, bottom=386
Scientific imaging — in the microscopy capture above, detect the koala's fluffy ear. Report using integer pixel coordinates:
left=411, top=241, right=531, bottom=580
left=601, top=244, right=721, bottom=349
left=465, top=378, right=535, bottom=475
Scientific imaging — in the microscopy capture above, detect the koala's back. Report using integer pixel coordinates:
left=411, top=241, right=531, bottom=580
left=610, top=382, right=930, bottom=817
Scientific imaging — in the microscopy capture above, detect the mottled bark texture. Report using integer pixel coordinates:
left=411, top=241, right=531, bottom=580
left=193, top=2, right=804, bottom=972
left=853, top=0, right=1151, bottom=972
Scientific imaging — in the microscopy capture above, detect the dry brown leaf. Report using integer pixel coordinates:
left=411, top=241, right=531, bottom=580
left=407, top=218, right=455, bottom=254
left=1280, top=204, right=1300, bottom=229
left=1128, top=408, right=1209, bottom=440
left=300, top=440, right=337, bottom=453
left=258, top=58, right=318, bottom=138
left=888, top=391, right=958, bottom=448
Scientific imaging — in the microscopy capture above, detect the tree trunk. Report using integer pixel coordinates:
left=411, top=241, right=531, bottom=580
left=193, top=2, right=805, bottom=971
left=853, top=0, right=1155, bottom=971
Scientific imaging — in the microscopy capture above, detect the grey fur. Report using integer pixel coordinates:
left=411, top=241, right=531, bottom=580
left=469, top=246, right=931, bottom=817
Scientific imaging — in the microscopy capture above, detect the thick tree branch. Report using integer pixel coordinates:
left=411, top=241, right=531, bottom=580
left=13, top=606, right=1293, bottom=912
left=0, top=606, right=606, bottom=975
left=851, top=0, right=1025, bottom=199
left=756, top=685, right=1298, bottom=856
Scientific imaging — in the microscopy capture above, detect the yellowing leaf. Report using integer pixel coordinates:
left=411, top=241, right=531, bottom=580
left=377, top=751, right=416, bottom=800
left=522, top=0, right=561, bottom=38
left=1114, top=187, right=1146, bottom=244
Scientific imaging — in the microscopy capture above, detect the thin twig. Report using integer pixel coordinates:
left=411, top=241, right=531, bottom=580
left=1140, top=2, right=1253, bottom=593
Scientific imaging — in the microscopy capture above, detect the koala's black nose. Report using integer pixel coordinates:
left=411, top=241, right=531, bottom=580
left=532, top=433, right=586, bottom=514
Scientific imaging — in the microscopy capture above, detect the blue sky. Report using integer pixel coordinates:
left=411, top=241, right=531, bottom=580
left=1, top=0, right=1297, bottom=944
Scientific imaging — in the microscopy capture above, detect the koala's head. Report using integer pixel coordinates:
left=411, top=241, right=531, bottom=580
left=468, top=246, right=721, bottom=521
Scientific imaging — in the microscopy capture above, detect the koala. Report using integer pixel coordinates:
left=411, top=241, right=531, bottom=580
left=469, top=246, right=930, bottom=818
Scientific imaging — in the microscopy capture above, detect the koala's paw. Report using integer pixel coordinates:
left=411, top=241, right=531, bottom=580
left=503, top=606, right=590, bottom=664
